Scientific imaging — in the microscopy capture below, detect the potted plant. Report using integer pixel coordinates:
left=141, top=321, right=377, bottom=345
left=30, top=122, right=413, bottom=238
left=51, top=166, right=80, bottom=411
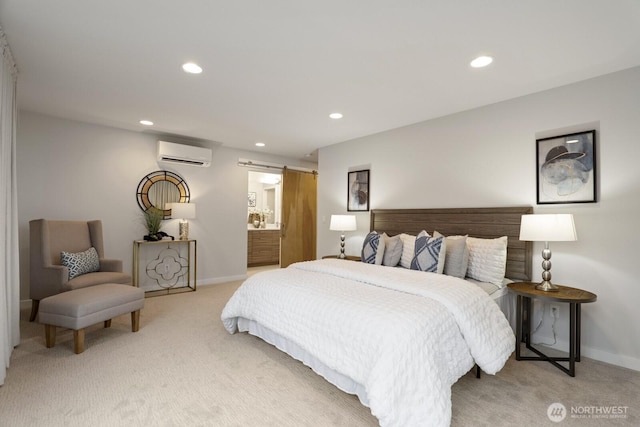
left=143, top=208, right=165, bottom=241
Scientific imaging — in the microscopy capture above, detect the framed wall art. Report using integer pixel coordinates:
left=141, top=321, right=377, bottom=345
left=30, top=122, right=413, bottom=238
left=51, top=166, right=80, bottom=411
left=248, top=192, right=256, bottom=207
left=536, top=130, right=596, bottom=204
left=348, top=169, right=369, bottom=211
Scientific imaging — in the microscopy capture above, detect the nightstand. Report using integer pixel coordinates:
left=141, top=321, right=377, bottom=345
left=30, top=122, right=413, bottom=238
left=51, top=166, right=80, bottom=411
left=322, top=255, right=361, bottom=261
left=507, top=282, right=597, bottom=377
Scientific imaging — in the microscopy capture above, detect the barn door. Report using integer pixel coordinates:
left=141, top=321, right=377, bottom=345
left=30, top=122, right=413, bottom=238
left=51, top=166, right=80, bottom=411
left=280, top=168, right=317, bottom=268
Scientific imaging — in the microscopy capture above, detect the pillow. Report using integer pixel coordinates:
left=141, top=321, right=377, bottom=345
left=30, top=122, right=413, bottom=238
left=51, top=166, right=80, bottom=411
left=382, top=233, right=403, bottom=267
left=361, top=231, right=385, bottom=265
left=399, top=233, right=416, bottom=268
left=434, top=231, right=469, bottom=279
left=466, top=236, right=508, bottom=285
left=61, top=247, right=100, bottom=280
left=410, top=230, right=445, bottom=273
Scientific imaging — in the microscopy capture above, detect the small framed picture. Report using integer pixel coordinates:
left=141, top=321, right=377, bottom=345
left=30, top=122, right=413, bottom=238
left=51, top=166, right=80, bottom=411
left=347, top=170, right=369, bottom=211
left=536, top=130, right=596, bottom=204
left=248, top=192, right=256, bottom=207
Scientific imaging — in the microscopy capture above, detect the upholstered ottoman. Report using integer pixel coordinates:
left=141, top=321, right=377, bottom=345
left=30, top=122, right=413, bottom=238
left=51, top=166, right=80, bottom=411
left=39, top=283, right=144, bottom=354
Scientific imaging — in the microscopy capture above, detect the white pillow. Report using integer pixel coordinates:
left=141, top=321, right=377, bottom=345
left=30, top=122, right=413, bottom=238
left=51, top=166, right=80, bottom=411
left=410, top=230, right=446, bottom=273
left=466, top=236, right=508, bottom=286
left=382, top=233, right=403, bottom=267
left=399, top=233, right=416, bottom=268
left=434, top=231, right=469, bottom=279
left=361, top=231, right=385, bottom=265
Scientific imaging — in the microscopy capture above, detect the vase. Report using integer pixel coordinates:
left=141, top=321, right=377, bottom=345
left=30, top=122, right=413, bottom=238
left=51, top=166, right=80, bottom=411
left=253, top=220, right=260, bottom=228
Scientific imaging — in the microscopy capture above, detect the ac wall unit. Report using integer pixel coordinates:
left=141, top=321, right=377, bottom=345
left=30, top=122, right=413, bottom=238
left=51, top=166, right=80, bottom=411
left=157, top=141, right=212, bottom=167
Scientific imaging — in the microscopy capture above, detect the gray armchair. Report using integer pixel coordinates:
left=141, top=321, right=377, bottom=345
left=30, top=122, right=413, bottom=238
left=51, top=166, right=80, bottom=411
left=29, top=219, right=132, bottom=321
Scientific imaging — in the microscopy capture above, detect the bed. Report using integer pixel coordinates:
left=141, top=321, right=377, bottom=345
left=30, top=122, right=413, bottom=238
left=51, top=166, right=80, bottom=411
left=222, top=206, right=532, bottom=427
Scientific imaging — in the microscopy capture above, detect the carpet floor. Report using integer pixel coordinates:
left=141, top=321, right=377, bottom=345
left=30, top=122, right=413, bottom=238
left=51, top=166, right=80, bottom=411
left=1, top=276, right=638, bottom=426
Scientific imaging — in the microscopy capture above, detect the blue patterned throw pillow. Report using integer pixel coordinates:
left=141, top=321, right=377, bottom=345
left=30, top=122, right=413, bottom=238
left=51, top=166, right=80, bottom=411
left=361, top=231, right=385, bottom=264
left=410, top=230, right=444, bottom=273
left=61, top=247, right=100, bottom=279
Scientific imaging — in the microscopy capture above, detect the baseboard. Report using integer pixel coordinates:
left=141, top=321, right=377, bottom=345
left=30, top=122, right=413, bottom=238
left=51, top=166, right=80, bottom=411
left=197, top=274, right=247, bottom=287
left=528, top=335, right=640, bottom=372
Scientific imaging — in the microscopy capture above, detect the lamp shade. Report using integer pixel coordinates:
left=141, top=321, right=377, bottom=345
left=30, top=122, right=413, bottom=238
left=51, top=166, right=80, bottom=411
left=519, top=214, right=577, bottom=242
left=329, top=214, right=357, bottom=231
left=168, top=203, right=196, bottom=219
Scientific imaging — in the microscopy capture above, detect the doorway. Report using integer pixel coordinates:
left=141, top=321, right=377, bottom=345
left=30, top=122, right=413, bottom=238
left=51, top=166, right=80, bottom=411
left=247, top=171, right=282, bottom=267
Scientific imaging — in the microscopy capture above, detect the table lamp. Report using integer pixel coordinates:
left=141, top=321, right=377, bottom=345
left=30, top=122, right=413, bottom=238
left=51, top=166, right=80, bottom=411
left=329, top=215, right=357, bottom=259
left=519, top=214, right=577, bottom=291
left=168, top=203, right=196, bottom=240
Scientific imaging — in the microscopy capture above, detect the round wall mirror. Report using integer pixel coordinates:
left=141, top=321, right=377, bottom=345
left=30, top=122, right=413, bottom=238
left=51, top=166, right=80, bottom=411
left=136, top=170, right=190, bottom=219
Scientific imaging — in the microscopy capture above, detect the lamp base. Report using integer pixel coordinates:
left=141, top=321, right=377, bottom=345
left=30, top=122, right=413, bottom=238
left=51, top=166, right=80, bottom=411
left=535, top=280, right=559, bottom=292
left=338, top=234, right=346, bottom=259
left=179, top=220, right=189, bottom=240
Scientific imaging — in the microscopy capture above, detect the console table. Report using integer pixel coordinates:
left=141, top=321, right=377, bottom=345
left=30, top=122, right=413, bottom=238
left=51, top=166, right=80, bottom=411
left=133, top=239, right=197, bottom=297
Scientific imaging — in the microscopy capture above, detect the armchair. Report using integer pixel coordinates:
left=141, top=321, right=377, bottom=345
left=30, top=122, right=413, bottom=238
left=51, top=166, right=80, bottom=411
left=29, top=219, right=132, bottom=321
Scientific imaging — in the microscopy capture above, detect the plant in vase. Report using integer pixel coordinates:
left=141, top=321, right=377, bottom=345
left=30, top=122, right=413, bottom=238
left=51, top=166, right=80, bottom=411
left=142, top=208, right=166, bottom=241
left=248, top=207, right=274, bottom=228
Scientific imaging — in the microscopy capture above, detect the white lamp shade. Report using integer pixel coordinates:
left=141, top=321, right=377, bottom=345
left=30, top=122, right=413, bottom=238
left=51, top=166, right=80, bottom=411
left=330, top=214, right=357, bottom=231
left=519, top=214, right=577, bottom=242
left=168, top=203, right=196, bottom=219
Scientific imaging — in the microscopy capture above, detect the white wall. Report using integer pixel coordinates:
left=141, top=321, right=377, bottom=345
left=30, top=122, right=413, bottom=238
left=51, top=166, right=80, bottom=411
left=16, top=111, right=316, bottom=299
left=317, top=66, right=640, bottom=371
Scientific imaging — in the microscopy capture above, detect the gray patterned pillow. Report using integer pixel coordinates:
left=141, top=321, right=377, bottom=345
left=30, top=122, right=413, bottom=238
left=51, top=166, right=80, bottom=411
left=361, top=231, right=385, bottom=264
left=410, top=230, right=445, bottom=273
left=61, top=247, right=100, bottom=279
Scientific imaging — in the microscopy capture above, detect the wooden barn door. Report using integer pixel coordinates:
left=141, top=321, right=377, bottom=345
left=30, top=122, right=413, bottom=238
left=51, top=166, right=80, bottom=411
left=280, top=168, right=317, bottom=268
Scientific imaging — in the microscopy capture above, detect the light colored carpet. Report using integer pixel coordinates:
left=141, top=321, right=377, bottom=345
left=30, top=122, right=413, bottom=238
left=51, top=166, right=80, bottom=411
left=1, top=276, right=638, bottom=426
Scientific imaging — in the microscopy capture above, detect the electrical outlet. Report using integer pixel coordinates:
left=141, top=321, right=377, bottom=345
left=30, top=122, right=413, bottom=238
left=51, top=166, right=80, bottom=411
left=550, top=304, right=560, bottom=319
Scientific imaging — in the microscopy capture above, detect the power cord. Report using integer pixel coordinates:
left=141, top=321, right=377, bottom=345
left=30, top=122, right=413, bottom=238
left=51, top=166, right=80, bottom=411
left=532, top=305, right=557, bottom=347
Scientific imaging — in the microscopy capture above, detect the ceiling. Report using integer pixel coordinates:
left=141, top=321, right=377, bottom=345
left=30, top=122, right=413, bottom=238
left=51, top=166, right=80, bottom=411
left=1, top=1, right=639, bottom=161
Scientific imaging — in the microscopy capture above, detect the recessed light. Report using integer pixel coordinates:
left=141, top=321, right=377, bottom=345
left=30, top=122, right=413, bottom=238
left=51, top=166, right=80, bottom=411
left=329, top=113, right=343, bottom=119
left=470, top=56, right=493, bottom=68
left=182, top=62, right=203, bottom=74
left=139, top=120, right=154, bottom=126
left=255, top=142, right=265, bottom=147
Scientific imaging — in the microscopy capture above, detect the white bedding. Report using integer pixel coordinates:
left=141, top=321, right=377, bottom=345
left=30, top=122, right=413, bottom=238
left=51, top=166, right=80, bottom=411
left=221, top=259, right=515, bottom=427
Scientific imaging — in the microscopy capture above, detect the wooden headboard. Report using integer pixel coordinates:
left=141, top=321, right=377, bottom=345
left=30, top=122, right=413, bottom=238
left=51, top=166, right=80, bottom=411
left=370, top=207, right=533, bottom=281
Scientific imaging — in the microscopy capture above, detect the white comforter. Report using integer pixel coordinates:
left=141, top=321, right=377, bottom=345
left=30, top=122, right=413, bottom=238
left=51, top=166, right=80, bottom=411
left=221, top=259, right=514, bottom=427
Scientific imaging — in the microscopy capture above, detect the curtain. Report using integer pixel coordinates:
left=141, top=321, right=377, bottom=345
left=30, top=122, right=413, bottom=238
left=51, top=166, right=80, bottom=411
left=0, top=26, right=19, bottom=386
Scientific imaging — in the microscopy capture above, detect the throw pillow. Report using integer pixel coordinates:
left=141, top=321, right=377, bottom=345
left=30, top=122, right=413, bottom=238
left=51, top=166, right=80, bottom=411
left=399, top=233, right=416, bottom=268
left=382, top=233, right=403, bottom=267
left=434, top=231, right=469, bottom=278
left=410, top=230, right=445, bottom=273
left=361, top=231, right=385, bottom=265
left=61, top=247, right=100, bottom=280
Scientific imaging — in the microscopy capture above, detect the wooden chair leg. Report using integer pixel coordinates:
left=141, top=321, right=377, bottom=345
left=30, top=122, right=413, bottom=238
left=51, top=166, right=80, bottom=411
left=44, top=324, right=56, bottom=348
left=104, top=319, right=112, bottom=328
left=131, top=310, right=140, bottom=332
left=30, top=300, right=40, bottom=322
left=73, top=329, right=85, bottom=354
